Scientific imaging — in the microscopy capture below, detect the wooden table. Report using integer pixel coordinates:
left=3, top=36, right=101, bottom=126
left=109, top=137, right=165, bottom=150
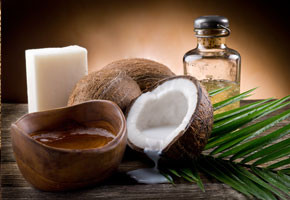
left=1, top=101, right=289, bottom=199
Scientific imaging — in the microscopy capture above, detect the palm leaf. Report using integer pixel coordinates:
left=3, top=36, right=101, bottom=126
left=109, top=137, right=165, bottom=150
left=209, top=86, right=232, bottom=97
left=267, top=159, right=290, bottom=169
left=280, top=168, right=290, bottom=175
left=227, top=163, right=276, bottom=199
left=213, top=88, right=256, bottom=110
left=215, top=112, right=290, bottom=158
left=210, top=96, right=290, bottom=137
left=191, top=163, right=204, bottom=192
left=163, top=165, right=204, bottom=192
left=251, top=167, right=290, bottom=195
left=236, top=165, right=287, bottom=200
left=198, top=158, right=252, bottom=196
left=252, top=146, right=290, bottom=166
left=167, top=168, right=181, bottom=177
left=160, top=171, right=175, bottom=185
left=241, top=138, right=290, bottom=164
left=179, top=164, right=204, bottom=192
left=206, top=110, right=290, bottom=152
left=161, top=87, right=290, bottom=200
left=224, top=124, right=290, bottom=161
left=268, top=170, right=290, bottom=188
left=199, top=157, right=283, bottom=199
left=214, top=98, right=272, bottom=122
left=277, top=171, right=290, bottom=186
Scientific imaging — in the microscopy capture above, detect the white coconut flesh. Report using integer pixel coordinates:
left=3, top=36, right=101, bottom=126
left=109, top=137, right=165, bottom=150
left=127, top=78, right=198, bottom=151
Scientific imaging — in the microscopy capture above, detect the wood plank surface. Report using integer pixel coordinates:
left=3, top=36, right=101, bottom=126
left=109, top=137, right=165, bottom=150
left=1, top=101, right=289, bottom=199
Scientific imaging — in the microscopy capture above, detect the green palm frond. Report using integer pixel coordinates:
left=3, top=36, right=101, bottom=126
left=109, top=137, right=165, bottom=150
left=211, top=96, right=290, bottom=138
left=214, top=98, right=273, bottom=122
left=213, top=111, right=290, bottom=157
left=161, top=87, right=290, bottom=200
left=213, top=87, right=257, bottom=110
left=208, top=86, right=232, bottom=97
left=220, top=124, right=290, bottom=161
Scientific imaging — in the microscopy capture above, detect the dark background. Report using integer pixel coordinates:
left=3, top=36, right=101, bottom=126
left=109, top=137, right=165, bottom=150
left=2, top=0, right=290, bottom=103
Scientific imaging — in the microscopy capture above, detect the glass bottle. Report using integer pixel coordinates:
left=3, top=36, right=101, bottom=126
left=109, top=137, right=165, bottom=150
left=183, top=16, right=241, bottom=113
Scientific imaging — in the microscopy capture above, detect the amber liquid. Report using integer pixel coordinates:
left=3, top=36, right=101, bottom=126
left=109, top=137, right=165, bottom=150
left=30, top=121, right=116, bottom=150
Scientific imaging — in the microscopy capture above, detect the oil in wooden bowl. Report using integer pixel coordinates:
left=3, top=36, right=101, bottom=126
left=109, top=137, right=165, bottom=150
left=30, top=121, right=116, bottom=150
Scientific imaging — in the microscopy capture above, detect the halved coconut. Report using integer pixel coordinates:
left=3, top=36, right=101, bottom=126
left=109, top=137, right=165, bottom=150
left=126, top=75, right=213, bottom=160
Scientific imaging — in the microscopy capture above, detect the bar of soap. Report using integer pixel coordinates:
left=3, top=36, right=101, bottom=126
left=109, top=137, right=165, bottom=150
left=25, top=46, right=88, bottom=113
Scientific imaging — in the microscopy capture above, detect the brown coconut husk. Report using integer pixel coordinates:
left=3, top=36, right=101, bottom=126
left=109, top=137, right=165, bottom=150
left=68, top=58, right=175, bottom=112
left=101, top=58, right=175, bottom=92
left=68, top=71, right=141, bottom=112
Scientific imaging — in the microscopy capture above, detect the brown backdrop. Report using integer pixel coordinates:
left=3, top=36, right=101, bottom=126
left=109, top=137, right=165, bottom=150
left=2, top=0, right=290, bottom=103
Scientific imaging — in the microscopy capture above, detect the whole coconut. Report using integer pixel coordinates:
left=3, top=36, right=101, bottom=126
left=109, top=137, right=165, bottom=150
left=101, top=58, right=175, bottom=92
left=68, top=58, right=175, bottom=111
left=68, top=71, right=141, bottom=112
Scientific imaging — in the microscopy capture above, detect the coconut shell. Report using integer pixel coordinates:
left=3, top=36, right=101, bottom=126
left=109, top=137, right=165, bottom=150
left=102, top=58, right=175, bottom=92
left=127, top=75, right=214, bottom=161
left=68, top=71, right=141, bottom=112
left=68, top=58, right=175, bottom=111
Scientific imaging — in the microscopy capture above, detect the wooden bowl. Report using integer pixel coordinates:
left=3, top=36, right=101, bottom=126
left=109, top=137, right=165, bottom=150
left=10, top=100, right=127, bottom=191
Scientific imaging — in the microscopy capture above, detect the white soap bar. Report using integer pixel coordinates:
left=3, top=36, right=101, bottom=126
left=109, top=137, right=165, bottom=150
left=25, top=46, right=88, bottom=113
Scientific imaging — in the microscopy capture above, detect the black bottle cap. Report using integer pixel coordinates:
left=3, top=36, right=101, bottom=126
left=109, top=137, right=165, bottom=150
left=194, top=15, right=229, bottom=29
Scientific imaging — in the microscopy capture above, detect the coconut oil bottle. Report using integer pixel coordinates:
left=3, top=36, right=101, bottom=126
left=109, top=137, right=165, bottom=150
left=183, top=16, right=241, bottom=113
